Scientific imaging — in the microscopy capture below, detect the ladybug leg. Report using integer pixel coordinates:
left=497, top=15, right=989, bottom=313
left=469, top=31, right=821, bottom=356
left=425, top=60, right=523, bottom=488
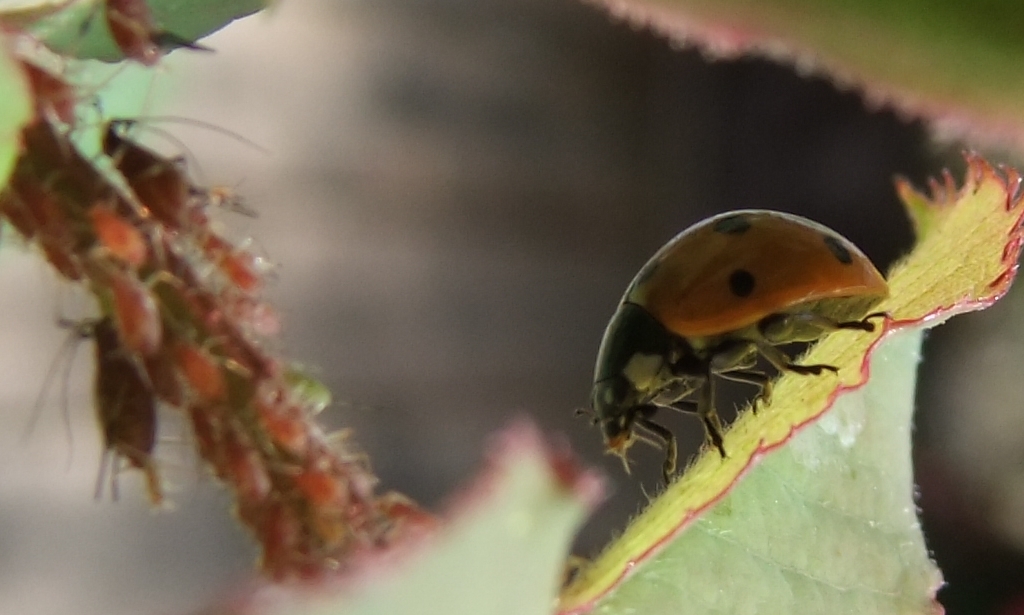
left=695, top=377, right=727, bottom=458
left=718, top=369, right=771, bottom=413
left=760, top=311, right=885, bottom=344
left=665, top=399, right=698, bottom=414
left=704, top=342, right=771, bottom=410
left=861, top=311, right=889, bottom=327
left=634, top=416, right=678, bottom=484
left=828, top=311, right=888, bottom=332
left=754, top=340, right=838, bottom=376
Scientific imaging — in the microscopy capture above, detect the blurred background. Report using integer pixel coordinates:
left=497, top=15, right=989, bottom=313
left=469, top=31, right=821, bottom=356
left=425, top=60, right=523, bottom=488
left=0, top=0, right=1022, bottom=613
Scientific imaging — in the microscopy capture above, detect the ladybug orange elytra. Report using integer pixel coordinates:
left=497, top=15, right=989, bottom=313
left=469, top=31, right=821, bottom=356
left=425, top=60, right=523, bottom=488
left=590, top=209, right=888, bottom=483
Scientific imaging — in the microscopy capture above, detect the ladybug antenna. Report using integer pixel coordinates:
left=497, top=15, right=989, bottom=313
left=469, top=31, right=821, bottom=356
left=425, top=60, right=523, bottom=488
left=573, top=406, right=599, bottom=426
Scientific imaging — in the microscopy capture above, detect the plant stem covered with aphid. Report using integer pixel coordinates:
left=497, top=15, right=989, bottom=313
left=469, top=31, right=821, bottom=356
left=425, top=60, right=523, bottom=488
left=0, top=54, right=432, bottom=579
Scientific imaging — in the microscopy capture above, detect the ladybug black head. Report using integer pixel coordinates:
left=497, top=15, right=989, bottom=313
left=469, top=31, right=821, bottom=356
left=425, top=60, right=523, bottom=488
left=591, top=375, right=637, bottom=443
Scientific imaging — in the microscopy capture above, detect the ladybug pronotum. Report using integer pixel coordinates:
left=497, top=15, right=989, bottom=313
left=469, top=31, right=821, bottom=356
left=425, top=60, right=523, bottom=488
left=590, top=209, right=888, bottom=483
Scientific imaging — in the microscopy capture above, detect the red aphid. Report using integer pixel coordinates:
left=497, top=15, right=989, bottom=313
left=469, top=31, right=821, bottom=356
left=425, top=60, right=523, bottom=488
left=40, top=242, right=85, bottom=280
left=223, top=428, right=272, bottom=506
left=378, top=492, right=438, bottom=535
left=104, top=0, right=210, bottom=66
left=345, top=462, right=380, bottom=506
left=103, top=120, right=192, bottom=229
left=146, top=269, right=216, bottom=336
left=185, top=289, right=223, bottom=333
left=255, top=389, right=308, bottom=457
left=173, top=342, right=227, bottom=403
left=92, top=317, right=162, bottom=505
left=154, top=249, right=277, bottom=380
left=143, top=350, right=183, bottom=406
left=220, top=250, right=263, bottom=293
left=20, top=119, right=109, bottom=200
left=294, top=468, right=347, bottom=510
left=15, top=174, right=66, bottom=233
left=202, top=233, right=264, bottom=293
left=0, top=188, right=38, bottom=239
left=259, top=500, right=303, bottom=577
left=10, top=175, right=86, bottom=280
left=225, top=296, right=280, bottom=337
left=188, top=405, right=221, bottom=464
left=215, top=322, right=278, bottom=383
left=108, top=271, right=162, bottom=356
left=89, top=205, right=148, bottom=267
left=20, top=60, right=77, bottom=125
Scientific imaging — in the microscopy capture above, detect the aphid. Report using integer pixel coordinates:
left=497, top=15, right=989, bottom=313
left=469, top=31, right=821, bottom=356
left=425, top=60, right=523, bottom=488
left=283, top=366, right=332, bottom=415
left=5, top=173, right=87, bottom=280
left=148, top=260, right=275, bottom=381
left=92, top=317, right=162, bottom=504
left=20, top=118, right=106, bottom=196
left=221, top=425, right=272, bottom=506
left=299, top=466, right=351, bottom=553
left=255, top=382, right=309, bottom=457
left=173, top=341, right=227, bottom=403
left=106, top=269, right=162, bottom=356
left=378, top=492, right=437, bottom=536
left=88, top=205, right=148, bottom=267
left=20, top=60, right=77, bottom=125
left=0, top=184, right=39, bottom=239
left=142, top=348, right=184, bottom=407
left=102, top=119, right=193, bottom=229
left=590, top=210, right=888, bottom=483
left=102, top=0, right=211, bottom=65
left=294, top=467, right=347, bottom=510
left=201, top=232, right=264, bottom=293
left=188, top=404, right=220, bottom=465
left=259, top=500, right=302, bottom=578
left=223, top=296, right=280, bottom=337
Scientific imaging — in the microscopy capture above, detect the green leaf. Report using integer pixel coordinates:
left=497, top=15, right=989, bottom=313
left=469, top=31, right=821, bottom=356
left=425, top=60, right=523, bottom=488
left=560, top=156, right=1024, bottom=614
left=581, top=0, right=1024, bottom=145
left=0, top=40, right=33, bottom=190
left=7, top=0, right=267, bottom=62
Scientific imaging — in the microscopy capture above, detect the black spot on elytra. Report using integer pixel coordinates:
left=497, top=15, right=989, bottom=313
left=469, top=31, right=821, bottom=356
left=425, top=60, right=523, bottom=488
left=823, top=235, right=853, bottom=264
left=713, top=214, right=752, bottom=235
left=728, top=269, right=755, bottom=297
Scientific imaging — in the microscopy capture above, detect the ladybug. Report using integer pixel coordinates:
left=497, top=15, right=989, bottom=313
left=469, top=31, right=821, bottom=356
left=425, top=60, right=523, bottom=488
left=590, top=209, right=888, bottom=483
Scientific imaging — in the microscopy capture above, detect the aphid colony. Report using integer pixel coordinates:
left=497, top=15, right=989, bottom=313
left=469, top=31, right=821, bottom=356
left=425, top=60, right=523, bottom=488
left=1, top=45, right=430, bottom=578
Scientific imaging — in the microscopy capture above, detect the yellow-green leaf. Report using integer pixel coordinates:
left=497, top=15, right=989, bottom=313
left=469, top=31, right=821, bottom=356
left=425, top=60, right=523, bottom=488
left=560, top=154, right=1024, bottom=614
left=0, top=37, right=33, bottom=190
